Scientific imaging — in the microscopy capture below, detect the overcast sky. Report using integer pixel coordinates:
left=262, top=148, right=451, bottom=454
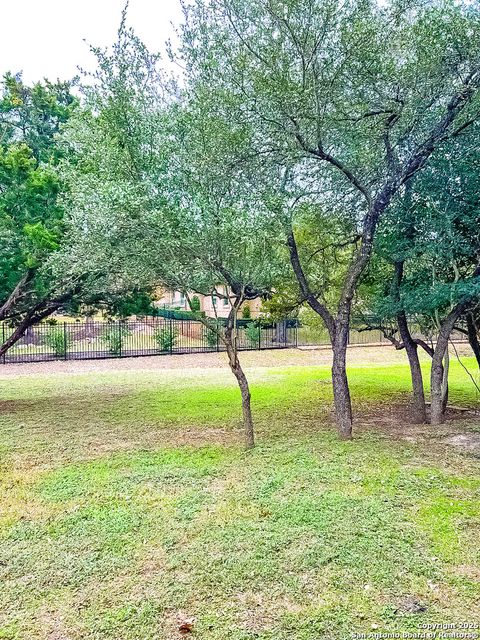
left=0, top=0, right=183, bottom=83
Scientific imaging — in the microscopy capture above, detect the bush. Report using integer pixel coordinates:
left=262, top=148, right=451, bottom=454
left=241, top=304, right=251, bottom=319
left=43, top=325, right=70, bottom=357
left=156, top=308, right=203, bottom=321
left=190, top=295, right=201, bottom=313
left=101, top=323, right=131, bottom=355
left=153, top=325, right=178, bottom=352
left=204, top=324, right=219, bottom=348
left=245, top=322, right=261, bottom=347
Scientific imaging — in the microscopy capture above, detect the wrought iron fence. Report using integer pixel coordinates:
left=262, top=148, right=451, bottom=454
left=1, top=318, right=297, bottom=364
left=1, top=317, right=469, bottom=365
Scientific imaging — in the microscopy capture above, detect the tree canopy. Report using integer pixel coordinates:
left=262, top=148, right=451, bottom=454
left=0, top=74, right=78, bottom=344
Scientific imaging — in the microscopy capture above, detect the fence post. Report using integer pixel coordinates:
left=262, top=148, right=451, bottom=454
left=63, top=322, right=68, bottom=360
left=169, top=316, right=173, bottom=355
left=2, top=323, right=5, bottom=364
left=258, top=324, right=262, bottom=350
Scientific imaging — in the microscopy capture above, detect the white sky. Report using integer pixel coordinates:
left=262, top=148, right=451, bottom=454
left=0, top=0, right=184, bottom=83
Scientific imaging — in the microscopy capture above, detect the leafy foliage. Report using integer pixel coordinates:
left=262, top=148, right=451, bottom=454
left=101, top=323, right=131, bottom=355
left=190, top=295, right=201, bottom=313
left=0, top=74, right=76, bottom=317
left=204, top=324, right=219, bottom=348
left=153, top=324, right=178, bottom=352
left=241, top=304, right=251, bottom=319
left=42, top=324, right=70, bottom=357
left=245, top=322, right=261, bottom=347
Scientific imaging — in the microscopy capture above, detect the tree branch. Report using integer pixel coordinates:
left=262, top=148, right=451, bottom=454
left=289, top=116, right=372, bottom=207
left=0, top=269, right=35, bottom=321
left=286, top=229, right=335, bottom=334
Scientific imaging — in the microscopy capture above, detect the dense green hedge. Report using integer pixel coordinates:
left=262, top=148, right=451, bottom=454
left=154, top=308, right=205, bottom=321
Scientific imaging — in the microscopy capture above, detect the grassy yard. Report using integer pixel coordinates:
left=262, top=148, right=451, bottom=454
left=0, top=352, right=479, bottom=639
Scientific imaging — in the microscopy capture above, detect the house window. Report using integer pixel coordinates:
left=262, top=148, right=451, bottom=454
left=211, top=295, right=217, bottom=307
left=223, top=297, right=229, bottom=307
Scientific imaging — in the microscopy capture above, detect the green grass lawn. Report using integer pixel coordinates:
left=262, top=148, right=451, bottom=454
left=0, top=357, right=479, bottom=639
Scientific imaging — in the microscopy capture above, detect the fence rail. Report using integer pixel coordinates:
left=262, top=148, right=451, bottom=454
left=1, top=318, right=296, bottom=364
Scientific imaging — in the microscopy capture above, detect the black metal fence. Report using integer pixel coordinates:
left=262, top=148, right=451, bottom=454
left=1, top=317, right=469, bottom=365
left=1, top=318, right=297, bottom=364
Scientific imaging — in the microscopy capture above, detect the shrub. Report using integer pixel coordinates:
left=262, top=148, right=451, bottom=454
left=190, top=295, right=201, bottom=313
left=245, top=322, right=261, bottom=347
left=153, top=325, right=178, bottom=352
left=241, top=304, right=251, bottom=319
left=43, top=325, right=70, bottom=357
left=156, top=308, right=204, bottom=321
left=204, top=324, right=219, bottom=348
left=101, top=323, right=131, bottom=355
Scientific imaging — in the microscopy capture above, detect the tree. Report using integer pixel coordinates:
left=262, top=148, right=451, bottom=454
left=365, top=128, right=480, bottom=424
left=178, top=0, right=480, bottom=438
left=59, top=18, right=282, bottom=448
left=0, top=74, right=78, bottom=354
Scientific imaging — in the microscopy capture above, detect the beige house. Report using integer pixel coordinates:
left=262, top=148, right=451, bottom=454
left=155, top=286, right=263, bottom=319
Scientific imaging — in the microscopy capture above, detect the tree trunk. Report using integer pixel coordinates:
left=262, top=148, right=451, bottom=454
left=331, top=323, right=353, bottom=440
left=392, top=261, right=427, bottom=423
left=466, top=312, right=480, bottom=370
left=441, top=348, right=449, bottom=415
left=225, top=342, right=255, bottom=449
left=0, top=300, right=64, bottom=360
left=396, top=311, right=427, bottom=423
left=0, top=316, right=37, bottom=359
left=430, top=306, right=463, bottom=425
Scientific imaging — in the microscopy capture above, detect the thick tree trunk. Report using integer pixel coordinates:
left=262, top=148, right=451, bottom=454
left=396, top=311, right=427, bottom=423
left=466, top=313, right=480, bottom=370
left=0, top=300, right=64, bottom=360
left=331, top=323, right=353, bottom=440
left=0, top=315, right=41, bottom=359
left=225, top=341, right=255, bottom=449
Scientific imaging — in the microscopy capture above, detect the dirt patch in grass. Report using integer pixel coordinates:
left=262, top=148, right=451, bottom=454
left=357, top=400, right=480, bottom=445
left=443, top=433, right=480, bottom=454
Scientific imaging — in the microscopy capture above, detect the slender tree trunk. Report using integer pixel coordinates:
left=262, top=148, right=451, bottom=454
left=431, top=352, right=447, bottom=425
left=430, top=306, right=463, bottom=425
left=466, top=312, right=480, bottom=370
left=331, top=322, right=353, bottom=440
left=220, top=300, right=256, bottom=449
left=226, top=342, right=255, bottom=449
left=392, top=262, right=427, bottom=423
left=397, top=311, right=427, bottom=423
left=441, top=348, right=450, bottom=414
